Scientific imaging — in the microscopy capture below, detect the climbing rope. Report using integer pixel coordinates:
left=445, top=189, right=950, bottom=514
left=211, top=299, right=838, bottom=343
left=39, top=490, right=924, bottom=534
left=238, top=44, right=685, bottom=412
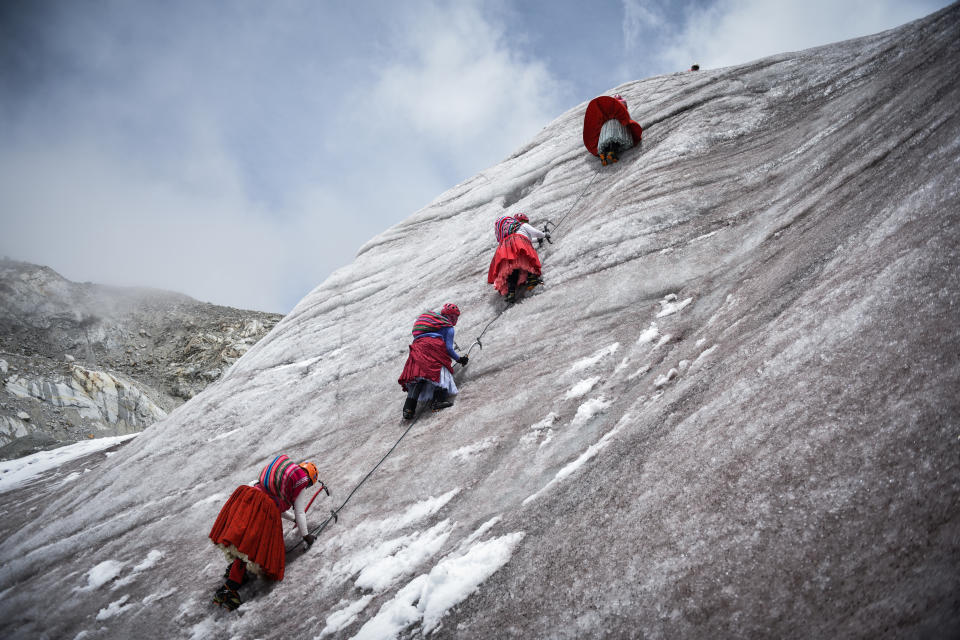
left=542, top=162, right=604, bottom=238
left=287, top=79, right=690, bottom=551
left=288, top=409, right=423, bottom=551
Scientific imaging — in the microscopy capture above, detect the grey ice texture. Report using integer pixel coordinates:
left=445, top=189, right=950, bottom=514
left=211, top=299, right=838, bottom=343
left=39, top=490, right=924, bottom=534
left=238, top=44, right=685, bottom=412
left=1, top=5, right=959, bottom=639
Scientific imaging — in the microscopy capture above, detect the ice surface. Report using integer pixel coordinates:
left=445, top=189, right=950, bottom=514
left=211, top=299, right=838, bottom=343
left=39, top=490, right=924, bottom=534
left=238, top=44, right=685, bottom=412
left=0, top=434, right=137, bottom=494
left=2, top=7, right=960, bottom=639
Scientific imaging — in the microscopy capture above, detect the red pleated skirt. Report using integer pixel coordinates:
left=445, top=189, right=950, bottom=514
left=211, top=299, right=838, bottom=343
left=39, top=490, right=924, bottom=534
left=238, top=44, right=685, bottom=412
left=209, top=485, right=287, bottom=581
left=487, top=234, right=542, bottom=295
left=398, top=336, right=453, bottom=389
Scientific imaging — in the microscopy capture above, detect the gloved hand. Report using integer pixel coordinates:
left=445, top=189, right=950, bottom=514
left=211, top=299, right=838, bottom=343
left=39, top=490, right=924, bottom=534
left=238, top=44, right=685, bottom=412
left=544, top=232, right=552, bottom=241
left=303, top=534, right=316, bottom=549
left=458, top=355, right=469, bottom=366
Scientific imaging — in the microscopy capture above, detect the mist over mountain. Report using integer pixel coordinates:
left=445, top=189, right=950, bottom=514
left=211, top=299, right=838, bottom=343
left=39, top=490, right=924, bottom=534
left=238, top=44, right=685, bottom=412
left=1, top=5, right=958, bottom=639
left=0, top=259, right=280, bottom=459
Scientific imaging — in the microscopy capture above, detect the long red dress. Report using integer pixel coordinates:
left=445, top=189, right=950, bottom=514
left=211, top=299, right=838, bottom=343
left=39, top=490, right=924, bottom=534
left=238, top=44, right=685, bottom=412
left=398, top=336, right=455, bottom=389
left=487, top=233, right=542, bottom=295
left=582, top=96, right=643, bottom=157
left=209, top=485, right=286, bottom=580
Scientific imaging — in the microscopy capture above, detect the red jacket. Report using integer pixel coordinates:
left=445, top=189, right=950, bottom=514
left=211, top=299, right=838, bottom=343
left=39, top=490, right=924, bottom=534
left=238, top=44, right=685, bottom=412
left=582, top=96, right=643, bottom=157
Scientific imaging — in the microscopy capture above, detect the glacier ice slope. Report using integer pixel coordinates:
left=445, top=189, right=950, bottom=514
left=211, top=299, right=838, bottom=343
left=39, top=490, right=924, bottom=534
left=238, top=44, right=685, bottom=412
left=1, top=5, right=959, bottom=639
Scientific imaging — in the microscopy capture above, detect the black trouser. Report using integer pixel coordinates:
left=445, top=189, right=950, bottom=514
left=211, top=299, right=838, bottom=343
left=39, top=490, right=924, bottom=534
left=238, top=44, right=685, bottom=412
left=507, top=270, right=520, bottom=295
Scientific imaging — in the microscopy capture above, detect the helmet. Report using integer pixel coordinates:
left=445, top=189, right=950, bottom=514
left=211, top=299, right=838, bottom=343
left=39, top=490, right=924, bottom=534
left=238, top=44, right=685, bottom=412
left=515, top=213, right=529, bottom=223
left=613, top=93, right=627, bottom=107
left=299, top=462, right=318, bottom=486
left=441, top=303, right=461, bottom=324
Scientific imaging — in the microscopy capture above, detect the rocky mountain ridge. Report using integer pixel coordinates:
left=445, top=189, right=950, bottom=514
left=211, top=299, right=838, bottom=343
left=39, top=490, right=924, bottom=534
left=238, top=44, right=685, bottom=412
left=0, top=259, right=282, bottom=458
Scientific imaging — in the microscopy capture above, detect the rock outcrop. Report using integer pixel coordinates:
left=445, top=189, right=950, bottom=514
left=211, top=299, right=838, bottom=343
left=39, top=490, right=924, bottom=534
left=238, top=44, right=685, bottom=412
left=0, top=259, right=282, bottom=457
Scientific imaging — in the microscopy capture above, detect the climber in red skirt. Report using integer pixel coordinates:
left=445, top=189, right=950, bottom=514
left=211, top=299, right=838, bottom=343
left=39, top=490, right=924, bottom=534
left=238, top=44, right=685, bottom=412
left=487, top=213, right=548, bottom=303
left=208, top=454, right=320, bottom=610
left=583, top=93, right=643, bottom=165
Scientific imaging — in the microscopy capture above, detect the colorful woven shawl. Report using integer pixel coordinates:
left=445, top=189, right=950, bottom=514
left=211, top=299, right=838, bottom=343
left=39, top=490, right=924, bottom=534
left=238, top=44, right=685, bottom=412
left=258, top=454, right=309, bottom=509
left=495, top=216, right=523, bottom=244
left=412, top=311, right=452, bottom=338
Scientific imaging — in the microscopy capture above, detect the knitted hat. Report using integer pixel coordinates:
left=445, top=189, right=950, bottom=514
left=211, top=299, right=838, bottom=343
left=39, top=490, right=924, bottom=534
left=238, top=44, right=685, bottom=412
left=440, top=303, right=461, bottom=324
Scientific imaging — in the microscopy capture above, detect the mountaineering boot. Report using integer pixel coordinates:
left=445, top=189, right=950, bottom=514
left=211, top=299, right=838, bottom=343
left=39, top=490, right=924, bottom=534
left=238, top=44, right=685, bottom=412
left=432, top=390, right=453, bottom=412
left=213, top=583, right=242, bottom=610
left=402, top=397, right=417, bottom=420
left=526, top=274, right=542, bottom=290
left=403, top=381, right=425, bottom=419
left=600, top=151, right=608, bottom=166
left=610, top=150, right=619, bottom=163
left=506, top=270, right=519, bottom=303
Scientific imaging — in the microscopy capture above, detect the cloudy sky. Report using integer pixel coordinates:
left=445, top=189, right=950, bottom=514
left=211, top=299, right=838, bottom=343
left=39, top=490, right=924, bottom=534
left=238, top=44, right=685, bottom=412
left=0, top=0, right=949, bottom=313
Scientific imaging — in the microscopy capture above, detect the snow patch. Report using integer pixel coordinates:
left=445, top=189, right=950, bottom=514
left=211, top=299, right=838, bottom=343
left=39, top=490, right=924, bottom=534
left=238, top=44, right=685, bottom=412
left=133, top=549, right=163, bottom=572
left=696, top=344, right=719, bottom=363
left=419, top=533, right=526, bottom=633
left=524, top=413, right=633, bottom=505
left=354, top=489, right=460, bottom=537
left=142, top=588, right=176, bottom=605
left=354, top=520, right=454, bottom=592
left=564, top=377, right=600, bottom=400
left=572, top=397, right=612, bottom=426
left=636, top=323, right=659, bottom=344
left=450, top=438, right=497, bottom=462
left=654, top=368, right=679, bottom=388
left=568, top=343, right=620, bottom=373
left=318, top=596, right=375, bottom=638
left=0, top=434, right=138, bottom=494
left=458, top=517, right=502, bottom=551
left=95, top=594, right=131, bottom=620
left=656, top=295, right=693, bottom=318
left=82, top=560, right=124, bottom=590
left=352, top=532, right=526, bottom=639
left=208, top=428, right=241, bottom=442
left=188, top=617, right=217, bottom=640
left=523, top=413, right=560, bottom=448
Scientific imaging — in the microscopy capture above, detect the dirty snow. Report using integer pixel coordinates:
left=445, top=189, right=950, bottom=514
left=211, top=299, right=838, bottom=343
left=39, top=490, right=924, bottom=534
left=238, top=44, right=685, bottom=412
left=0, top=434, right=137, bottom=494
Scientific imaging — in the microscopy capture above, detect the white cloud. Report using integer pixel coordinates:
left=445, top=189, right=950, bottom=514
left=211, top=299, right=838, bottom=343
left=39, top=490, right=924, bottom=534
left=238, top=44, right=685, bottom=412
left=657, top=0, right=949, bottom=71
left=0, top=1, right=566, bottom=313
left=361, top=2, right=563, bottom=176
left=622, top=0, right=668, bottom=50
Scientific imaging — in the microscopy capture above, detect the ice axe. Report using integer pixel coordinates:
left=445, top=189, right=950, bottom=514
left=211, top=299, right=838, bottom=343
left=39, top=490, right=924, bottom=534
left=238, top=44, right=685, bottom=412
left=538, top=220, right=556, bottom=247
